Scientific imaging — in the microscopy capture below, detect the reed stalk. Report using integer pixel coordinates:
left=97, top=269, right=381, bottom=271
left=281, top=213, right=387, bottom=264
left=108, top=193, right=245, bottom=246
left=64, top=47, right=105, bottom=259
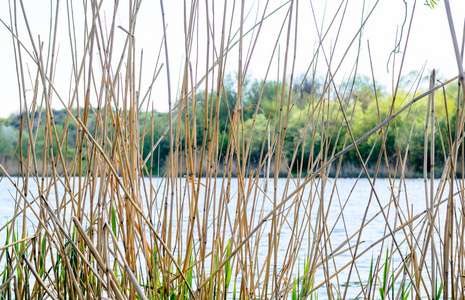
left=1, top=1, right=465, bottom=299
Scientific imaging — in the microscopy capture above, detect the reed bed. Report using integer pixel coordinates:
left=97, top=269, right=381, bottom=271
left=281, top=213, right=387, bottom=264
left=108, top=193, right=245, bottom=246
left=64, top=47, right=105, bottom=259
left=0, top=0, right=465, bottom=299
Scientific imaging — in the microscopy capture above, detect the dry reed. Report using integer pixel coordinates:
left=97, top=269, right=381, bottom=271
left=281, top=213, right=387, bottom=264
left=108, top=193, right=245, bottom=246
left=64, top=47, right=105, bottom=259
left=0, top=0, right=464, bottom=299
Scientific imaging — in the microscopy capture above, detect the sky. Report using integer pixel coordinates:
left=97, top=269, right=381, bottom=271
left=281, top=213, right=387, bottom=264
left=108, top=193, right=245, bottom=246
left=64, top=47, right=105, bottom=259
left=0, top=0, right=464, bottom=118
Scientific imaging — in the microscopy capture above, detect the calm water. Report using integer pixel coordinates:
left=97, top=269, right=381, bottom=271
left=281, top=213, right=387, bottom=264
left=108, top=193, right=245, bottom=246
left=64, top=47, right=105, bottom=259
left=0, top=177, right=450, bottom=299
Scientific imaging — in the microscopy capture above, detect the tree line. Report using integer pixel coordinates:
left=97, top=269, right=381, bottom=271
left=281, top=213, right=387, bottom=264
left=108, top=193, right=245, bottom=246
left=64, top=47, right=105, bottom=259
left=0, top=74, right=460, bottom=177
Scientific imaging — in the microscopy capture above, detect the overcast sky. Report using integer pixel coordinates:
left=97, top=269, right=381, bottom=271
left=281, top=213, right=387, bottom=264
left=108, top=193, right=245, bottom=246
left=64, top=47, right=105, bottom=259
left=0, top=0, right=464, bottom=118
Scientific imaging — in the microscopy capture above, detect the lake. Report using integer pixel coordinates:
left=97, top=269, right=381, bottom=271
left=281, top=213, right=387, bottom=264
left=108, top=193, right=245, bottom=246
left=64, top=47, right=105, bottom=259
left=0, top=176, right=450, bottom=299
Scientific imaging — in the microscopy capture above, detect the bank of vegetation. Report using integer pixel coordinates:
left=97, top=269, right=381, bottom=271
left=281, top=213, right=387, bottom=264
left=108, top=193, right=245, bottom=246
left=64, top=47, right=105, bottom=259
left=0, top=75, right=460, bottom=178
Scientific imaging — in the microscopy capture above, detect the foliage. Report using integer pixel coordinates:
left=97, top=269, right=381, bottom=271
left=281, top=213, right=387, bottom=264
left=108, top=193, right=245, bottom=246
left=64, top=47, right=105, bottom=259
left=425, top=0, right=440, bottom=8
left=0, top=76, right=458, bottom=178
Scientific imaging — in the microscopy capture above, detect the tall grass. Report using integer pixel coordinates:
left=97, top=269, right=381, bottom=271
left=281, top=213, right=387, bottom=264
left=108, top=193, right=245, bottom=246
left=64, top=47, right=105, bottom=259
left=0, top=0, right=464, bottom=299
